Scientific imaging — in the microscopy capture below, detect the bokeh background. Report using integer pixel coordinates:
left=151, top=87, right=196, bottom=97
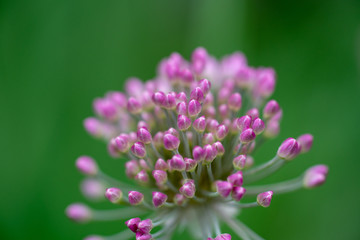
left=1, top=0, right=360, bottom=239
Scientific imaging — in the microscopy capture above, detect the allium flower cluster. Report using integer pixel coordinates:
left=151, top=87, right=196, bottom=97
left=66, top=48, right=328, bottom=240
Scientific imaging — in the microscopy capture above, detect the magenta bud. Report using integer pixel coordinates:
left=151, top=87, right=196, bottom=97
left=246, top=108, right=259, bottom=120
left=115, top=134, right=130, bottom=152
left=127, top=97, right=142, bottom=114
left=139, top=159, right=150, bottom=171
left=66, top=203, right=92, bottom=223
left=228, top=93, right=242, bottom=111
left=303, top=165, right=328, bottom=188
left=227, top=171, right=243, bottom=186
left=192, top=47, right=208, bottom=74
left=163, top=93, right=176, bottom=109
left=169, top=154, right=186, bottom=172
left=217, top=87, right=231, bottom=104
left=128, top=191, right=144, bottom=205
left=256, top=68, right=276, bottom=97
left=203, top=133, right=215, bottom=145
left=216, top=181, right=233, bottom=198
left=84, top=117, right=102, bottom=137
left=152, top=91, right=166, bottom=106
left=152, top=192, right=168, bottom=208
left=206, top=119, right=219, bottom=133
left=93, top=98, right=117, bottom=120
left=277, top=138, right=301, bottom=160
left=193, top=146, right=205, bottom=162
left=177, top=114, right=191, bottom=131
left=176, top=92, right=188, bottom=103
left=76, top=156, right=98, bottom=176
left=257, top=191, right=273, bottom=207
left=165, top=128, right=179, bottom=138
left=125, top=217, right=141, bottom=233
left=297, top=134, right=313, bottom=153
left=105, top=188, right=123, bottom=204
left=125, top=160, right=140, bottom=178
left=131, top=142, right=146, bottom=158
left=213, top=141, right=225, bottom=156
left=137, top=127, right=152, bottom=144
left=180, top=179, right=196, bottom=198
left=240, top=128, right=256, bottom=144
left=199, top=78, right=211, bottom=95
left=184, top=158, right=197, bottom=172
left=203, top=144, right=217, bottom=164
left=263, top=100, right=280, bottom=119
left=176, top=101, right=188, bottom=115
left=136, top=232, right=152, bottom=240
left=135, top=170, right=150, bottom=184
left=233, top=155, right=247, bottom=170
left=232, top=186, right=246, bottom=201
left=163, top=134, right=180, bottom=151
left=193, top=116, right=207, bottom=132
left=236, top=115, right=252, bottom=132
left=154, top=158, right=169, bottom=171
left=190, top=87, right=205, bottom=103
left=174, top=193, right=187, bottom=206
left=188, top=99, right=202, bottom=117
left=153, top=132, right=164, bottom=147
left=264, top=120, right=280, bottom=138
left=252, top=118, right=265, bottom=135
left=80, top=178, right=105, bottom=200
left=215, top=124, right=229, bottom=140
left=152, top=170, right=168, bottom=185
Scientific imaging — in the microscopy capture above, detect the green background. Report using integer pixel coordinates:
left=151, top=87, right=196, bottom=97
left=1, top=0, right=360, bottom=239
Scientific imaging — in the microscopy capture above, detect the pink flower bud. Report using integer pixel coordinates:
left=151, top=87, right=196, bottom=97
left=179, top=69, right=194, bottom=86
left=139, top=159, right=150, bottom=171
left=228, top=93, right=242, bottom=111
left=168, top=154, right=186, bottom=172
left=115, top=134, right=130, bottom=152
left=227, top=171, right=243, bottom=186
left=297, top=134, right=313, bottom=153
left=152, top=192, right=168, bottom=208
left=190, top=87, right=205, bottom=103
left=135, top=170, right=149, bottom=184
left=176, top=101, right=188, bottom=115
left=184, top=158, right=197, bottom=172
left=137, top=127, right=152, bottom=144
left=163, top=134, right=180, bottom=150
left=105, top=188, right=123, bottom=204
left=152, top=170, right=168, bottom=185
left=218, top=104, right=229, bottom=119
left=93, top=98, right=117, bottom=120
left=136, top=232, right=152, bottom=240
left=203, top=133, right=215, bottom=145
left=154, top=158, right=169, bottom=171
left=125, top=217, right=141, bottom=233
left=193, top=116, right=207, bottom=132
left=128, top=191, right=144, bottom=205
left=192, top=47, right=208, bottom=74
left=76, top=156, right=98, bottom=176
left=233, top=155, right=247, bottom=170
left=246, top=108, right=259, bottom=120
left=125, top=160, right=140, bottom=178
left=277, top=138, right=301, bottom=160
left=193, top=146, right=205, bottom=162
left=81, top=179, right=105, bottom=200
left=215, top=124, right=229, bottom=140
left=131, top=142, right=146, bottom=158
left=84, top=117, right=102, bottom=137
left=217, top=87, right=231, bottom=104
left=232, top=186, right=246, bottom=201
left=211, top=233, right=232, bottom=240
left=127, top=97, right=142, bottom=114
left=203, top=144, right=217, bottom=164
left=236, top=115, right=252, bottom=132
left=213, top=141, right=225, bottom=156
left=264, top=120, right=280, bottom=138
left=256, top=68, right=276, bottom=98
left=252, top=118, right=265, bottom=135
left=216, top=181, right=233, bottom=198
left=207, top=119, right=219, bottom=132
left=107, top=91, right=127, bottom=108
left=66, top=203, right=92, bottom=223
left=303, top=165, right=328, bottom=188
left=257, top=191, right=273, bottom=207
left=180, top=179, right=196, bottom=198
left=153, top=132, right=164, bottom=147
left=163, top=93, right=176, bottom=109
left=188, top=99, right=202, bottom=117
left=199, top=78, right=211, bottom=95
left=173, top=193, right=187, bottom=206
left=152, top=91, right=166, bottom=106
left=245, top=155, right=254, bottom=168
left=263, top=100, right=280, bottom=119
left=240, top=128, right=256, bottom=144
left=177, top=114, right=191, bottom=131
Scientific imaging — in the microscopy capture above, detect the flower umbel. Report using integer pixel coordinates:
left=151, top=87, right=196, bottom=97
left=67, top=48, right=329, bottom=240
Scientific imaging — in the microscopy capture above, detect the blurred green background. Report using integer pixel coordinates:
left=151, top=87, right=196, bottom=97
left=1, top=0, right=360, bottom=239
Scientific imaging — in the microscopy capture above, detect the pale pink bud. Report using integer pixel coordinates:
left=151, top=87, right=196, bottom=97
left=277, top=138, right=301, bottom=160
left=154, top=158, right=169, bottom=171
left=218, top=104, right=229, bottom=119
left=252, top=118, right=265, bottom=135
left=135, top=170, right=149, bottom=184
left=128, top=191, right=144, bottom=205
left=215, top=124, right=229, bottom=140
left=125, top=160, right=140, bottom=178
left=164, top=128, right=179, bottom=138
left=236, top=115, right=252, bottom=132
left=297, top=134, right=313, bottom=153
left=232, top=187, right=246, bottom=201
left=76, top=156, right=98, bottom=176
left=263, top=100, right=280, bottom=119
left=190, top=87, right=205, bottom=103
left=199, top=78, right=211, bottom=95
left=152, top=170, right=168, bottom=185
left=228, top=93, right=242, bottom=111
left=105, top=188, right=123, bottom=204
left=131, top=142, right=146, bottom=158
left=84, top=117, right=102, bottom=137
left=207, top=119, right=219, bottom=132
left=177, top=114, right=191, bottom=131
left=152, top=91, right=166, bottom=106
left=227, top=171, right=243, bottom=186
left=153, top=132, right=164, bottom=147
left=203, top=133, right=215, bottom=145
left=66, top=203, right=91, bottom=223
left=174, top=193, right=187, bottom=206
left=303, top=165, right=328, bottom=188
left=176, top=101, right=188, bottom=115
left=137, top=127, right=152, bottom=144
left=163, top=134, right=180, bottom=150
left=193, top=146, right=205, bottom=162
left=256, top=68, right=276, bottom=98
left=81, top=179, right=105, bottom=200
left=257, top=191, right=273, bottom=207
left=168, top=154, right=186, bottom=172
left=264, top=120, right=280, bottom=138
left=193, top=116, right=206, bottom=132
left=163, top=93, right=176, bottom=109
left=127, top=97, right=142, bottom=114
left=203, top=144, right=217, bottom=164
left=192, top=47, right=208, bottom=74
left=125, top=218, right=141, bottom=233
left=240, top=128, right=256, bottom=144
left=233, top=155, right=247, bottom=170
left=188, top=99, right=202, bottom=117
left=184, top=158, right=197, bottom=172
left=115, top=134, right=130, bottom=152
left=246, top=108, right=259, bottom=120
left=180, top=179, right=196, bottom=198
left=138, top=219, right=153, bottom=234
left=213, top=141, right=225, bottom=156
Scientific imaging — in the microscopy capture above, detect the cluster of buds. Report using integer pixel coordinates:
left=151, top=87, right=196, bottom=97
left=66, top=48, right=328, bottom=240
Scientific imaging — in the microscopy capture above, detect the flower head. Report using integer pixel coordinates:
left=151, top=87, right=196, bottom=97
left=67, top=48, right=328, bottom=239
